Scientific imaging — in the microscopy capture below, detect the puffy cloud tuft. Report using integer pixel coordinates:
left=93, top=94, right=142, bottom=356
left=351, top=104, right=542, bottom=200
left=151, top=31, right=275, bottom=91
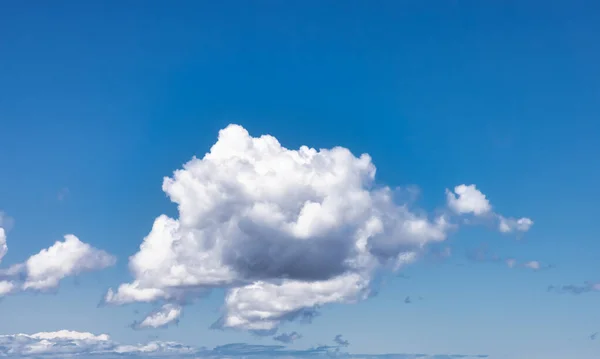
left=0, top=228, right=7, bottom=264
left=221, top=273, right=370, bottom=331
left=21, top=235, right=116, bottom=291
left=0, top=280, right=15, bottom=296
left=0, top=233, right=115, bottom=296
left=134, top=303, right=182, bottom=329
left=498, top=216, right=534, bottom=233
left=112, top=341, right=196, bottom=355
left=0, top=330, right=111, bottom=357
left=446, top=185, right=533, bottom=234
left=29, top=330, right=110, bottom=341
left=104, top=281, right=170, bottom=305
left=0, top=330, right=195, bottom=357
left=0, top=212, right=14, bottom=265
left=446, top=185, right=492, bottom=216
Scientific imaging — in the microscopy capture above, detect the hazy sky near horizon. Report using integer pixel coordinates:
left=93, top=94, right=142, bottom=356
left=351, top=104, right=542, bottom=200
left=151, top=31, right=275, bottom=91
left=1, top=2, right=600, bottom=359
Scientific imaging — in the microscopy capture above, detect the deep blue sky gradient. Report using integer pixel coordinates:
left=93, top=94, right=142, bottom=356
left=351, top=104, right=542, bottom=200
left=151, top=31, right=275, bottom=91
left=1, top=2, right=599, bottom=358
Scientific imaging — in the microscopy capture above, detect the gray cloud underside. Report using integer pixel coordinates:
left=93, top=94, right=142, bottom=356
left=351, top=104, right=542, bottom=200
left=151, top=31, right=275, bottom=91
left=272, top=331, right=302, bottom=344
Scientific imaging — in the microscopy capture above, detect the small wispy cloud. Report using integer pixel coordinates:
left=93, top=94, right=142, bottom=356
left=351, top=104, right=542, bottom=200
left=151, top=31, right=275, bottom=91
left=57, top=187, right=70, bottom=201
left=333, top=334, right=349, bottom=347
left=0, top=211, right=15, bottom=231
left=446, top=184, right=533, bottom=235
left=465, top=246, right=550, bottom=271
left=466, top=246, right=502, bottom=263
left=523, top=261, right=541, bottom=270
left=273, top=331, right=302, bottom=344
left=547, top=282, right=600, bottom=295
left=427, top=246, right=452, bottom=262
left=132, top=303, right=182, bottom=329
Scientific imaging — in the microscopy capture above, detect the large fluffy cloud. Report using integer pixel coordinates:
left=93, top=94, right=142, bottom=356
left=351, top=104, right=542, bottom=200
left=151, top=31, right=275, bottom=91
left=0, top=229, right=115, bottom=296
left=106, top=124, right=531, bottom=331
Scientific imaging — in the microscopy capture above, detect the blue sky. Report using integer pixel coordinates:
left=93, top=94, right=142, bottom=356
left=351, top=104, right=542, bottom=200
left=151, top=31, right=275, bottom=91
left=0, top=1, right=599, bottom=359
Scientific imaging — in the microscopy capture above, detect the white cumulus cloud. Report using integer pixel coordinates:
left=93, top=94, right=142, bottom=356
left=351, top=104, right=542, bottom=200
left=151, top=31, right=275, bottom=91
left=0, top=280, right=15, bottom=296
left=0, top=330, right=111, bottom=357
left=0, top=212, right=14, bottom=265
left=0, top=231, right=115, bottom=296
left=29, top=330, right=110, bottom=341
left=0, top=329, right=488, bottom=359
left=0, top=228, right=7, bottom=265
left=498, top=216, right=534, bottom=233
left=21, top=234, right=115, bottom=291
left=135, top=303, right=183, bottom=329
left=105, top=124, right=530, bottom=331
left=0, top=330, right=194, bottom=357
left=222, top=273, right=370, bottom=331
left=446, top=185, right=533, bottom=234
left=446, top=184, right=492, bottom=216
